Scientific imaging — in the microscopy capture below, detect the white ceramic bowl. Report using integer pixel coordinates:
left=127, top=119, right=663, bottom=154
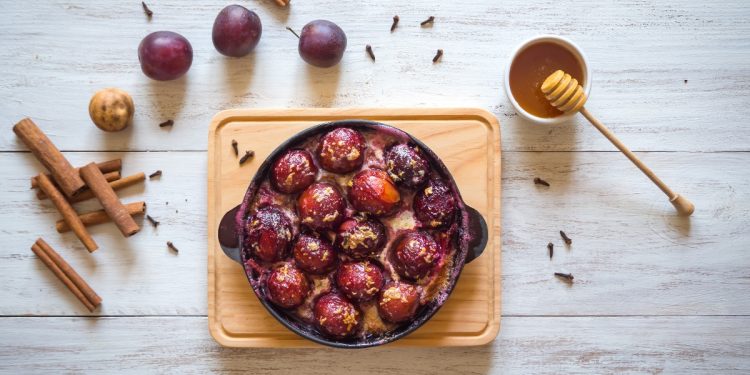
left=504, top=35, right=592, bottom=124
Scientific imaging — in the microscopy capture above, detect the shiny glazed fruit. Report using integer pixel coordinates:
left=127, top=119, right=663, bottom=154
left=212, top=5, right=262, bottom=57
left=385, top=144, right=430, bottom=188
left=138, top=31, right=193, bottom=81
left=316, top=128, right=365, bottom=173
left=271, top=149, right=318, bottom=194
left=244, top=206, right=293, bottom=262
left=334, top=217, right=387, bottom=259
left=348, top=169, right=401, bottom=216
left=314, top=293, right=361, bottom=338
left=298, top=20, right=347, bottom=68
left=266, top=263, right=310, bottom=309
left=391, top=231, right=439, bottom=280
left=336, top=260, right=385, bottom=302
left=377, top=282, right=420, bottom=323
left=413, top=178, right=457, bottom=228
left=297, top=182, right=346, bottom=231
left=292, top=233, right=337, bottom=274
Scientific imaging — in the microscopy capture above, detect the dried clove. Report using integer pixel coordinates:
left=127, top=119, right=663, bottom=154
left=231, top=139, right=239, bottom=156
left=554, top=272, right=574, bottom=282
left=365, top=45, right=375, bottom=61
left=420, top=16, right=435, bottom=26
left=149, top=170, right=162, bottom=179
left=146, top=215, right=160, bottom=228
left=547, top=242, right=554, bottom=259
left=390, top=15, right=400, bottom=32
left=286, top=27, right=300, bottom=39
left=684, top=79, right=688, bottom=84
left=159, top=119, right=174, bottom=128
left=239, top=150, right=255, bottom=165
left=141, top=1, right=153, bottom=17
left=432, top=49, right=443, bottom=63
left=167, top=241, right=179, bottom=253
left=560, top=230, right=572, bottom=245
left=533, top=177, right=550, bottom=187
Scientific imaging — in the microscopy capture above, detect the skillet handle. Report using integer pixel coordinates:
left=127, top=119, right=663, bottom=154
left=218, top=205, right=243, bottom=264
left=465, top=205, right=488, bottom=264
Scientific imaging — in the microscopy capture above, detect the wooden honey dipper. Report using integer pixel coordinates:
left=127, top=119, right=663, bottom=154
left=541, top=70, right=694, bottom=216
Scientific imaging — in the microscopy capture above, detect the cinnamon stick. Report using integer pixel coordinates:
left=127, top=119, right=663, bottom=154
left=31, top=159, right=122, bottom=189
left=37, top=171, right=121, bottom=200
left=66, top=172, right=146, bottom=204
left=31, top=238, right=101, bottom=311
left=56, top=201, right=146, bottom=233
left=80, top=163, right=140, bottom=237
left=37, top=173, right=98, bottom=252
left=14, top=118, right=86, bottom=198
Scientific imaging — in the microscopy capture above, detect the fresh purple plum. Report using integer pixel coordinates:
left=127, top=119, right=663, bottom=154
left=297, top=20, right=347, bottom=68
left=212, top=5, right=262, bottom=57
left=138, top=31, right=193, bottom=81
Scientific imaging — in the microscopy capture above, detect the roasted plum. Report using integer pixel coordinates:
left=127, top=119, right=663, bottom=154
left=245, top=206, right=293, bottom=262
left=316, top=128, right=366, bottom=173
left=391, top=231, right=440, bottom=280
left=271, top=149, right=318, bottom=194
left=297, top=182, right=346, bottom=231
left=413, top=178, right=456, bottom=228
left=377, top=282, right=420, bottom=323
left=314, top=293, right=361, bottom=338
left=266, top=263, right=310, bottom=309
left=334, top=217, right=387, bottom=259
left=385, top=143, right=430, bottom=188
left=348, top=169, right=401, bottom=216
left=293, top=233, right=337, bottom=274
left=336, top=260, right=385, bottom=302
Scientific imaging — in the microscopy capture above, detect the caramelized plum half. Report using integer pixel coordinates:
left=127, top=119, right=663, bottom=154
left=348, top=169, right=401, bottom=216
left=316, top=128, right=366, bottom=173
left=266, top=263, right=310, bottom=309
left=245, top=206, right=293, bottom=262
left=413, top=178, right=456, bottom=228
left=385, top=143, right=430, bottom=188
left=336, top=260, right=385, bottom=302
left=391, top=231, right=440, bottom=280
left=334, top=217, right=387, bottom=259
left=297, top=182, right=346, bottom=231
left=314, top=293, right=361, bottom=338
left=271, top=149, right=318, bottom=194
left=377, top=282, right=420, bottom=323
left=293, top=233, right=337, bottom=274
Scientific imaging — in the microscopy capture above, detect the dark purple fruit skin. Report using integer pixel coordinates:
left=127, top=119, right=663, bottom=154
left=391, top=231, right=439, bottom=280
left=271, top=149, right=318, bottom=194
left=385, top=144, right=430, bottom=188
left=348, top=169, right=401, bottom=217
left=377, top=282, right=420, bottom=323
left=413, top=178, right=457, bottom=229
left=244, top=206, right=293, bottom=262
left=297, top=182, right=346, bottom=231
left=138, top=31, right=193, bottom=81
left=314, top=293, right=360, bottom=338
left=336, top=260, right=385, bottom=302
left=298, top=20, right=347, bottom=68
left=334, top=217, right=387, bottom=259
left=266, top=263, right=309, bottom=309
left=212, top=5, right=262, bottom=57
left=317, top=128, right=365, bottom=174
left=293, top=233, right=337, bottom=274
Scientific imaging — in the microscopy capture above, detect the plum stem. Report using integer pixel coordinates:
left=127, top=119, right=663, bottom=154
left=285, top=27, right=300, bottom=39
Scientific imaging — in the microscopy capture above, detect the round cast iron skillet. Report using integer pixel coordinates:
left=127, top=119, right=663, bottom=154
left=217, top=120, right=488, bottom=348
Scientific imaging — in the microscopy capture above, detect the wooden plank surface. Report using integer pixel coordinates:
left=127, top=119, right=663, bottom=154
left=1, top=0, right=749, bottom=372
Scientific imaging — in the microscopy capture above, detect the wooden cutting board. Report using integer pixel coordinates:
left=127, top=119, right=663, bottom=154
left=207, top=108, right=501, bottom=348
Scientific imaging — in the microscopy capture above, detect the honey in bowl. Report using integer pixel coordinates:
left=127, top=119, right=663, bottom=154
left=509, top=41, right=585, bottom=118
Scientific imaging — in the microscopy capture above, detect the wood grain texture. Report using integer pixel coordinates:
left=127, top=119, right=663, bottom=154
left=207, top=108, right=502, bottom=347
left=0, top=1, right=748, bottom=152
left=0, top=316, right=748, bottom=373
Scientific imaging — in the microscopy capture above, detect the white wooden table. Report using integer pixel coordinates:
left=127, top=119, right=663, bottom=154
left=2, top=0, right=749, bottom=373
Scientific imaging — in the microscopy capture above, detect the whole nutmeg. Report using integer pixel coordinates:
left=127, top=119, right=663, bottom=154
left=88, top=88, right=135, bottom=132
